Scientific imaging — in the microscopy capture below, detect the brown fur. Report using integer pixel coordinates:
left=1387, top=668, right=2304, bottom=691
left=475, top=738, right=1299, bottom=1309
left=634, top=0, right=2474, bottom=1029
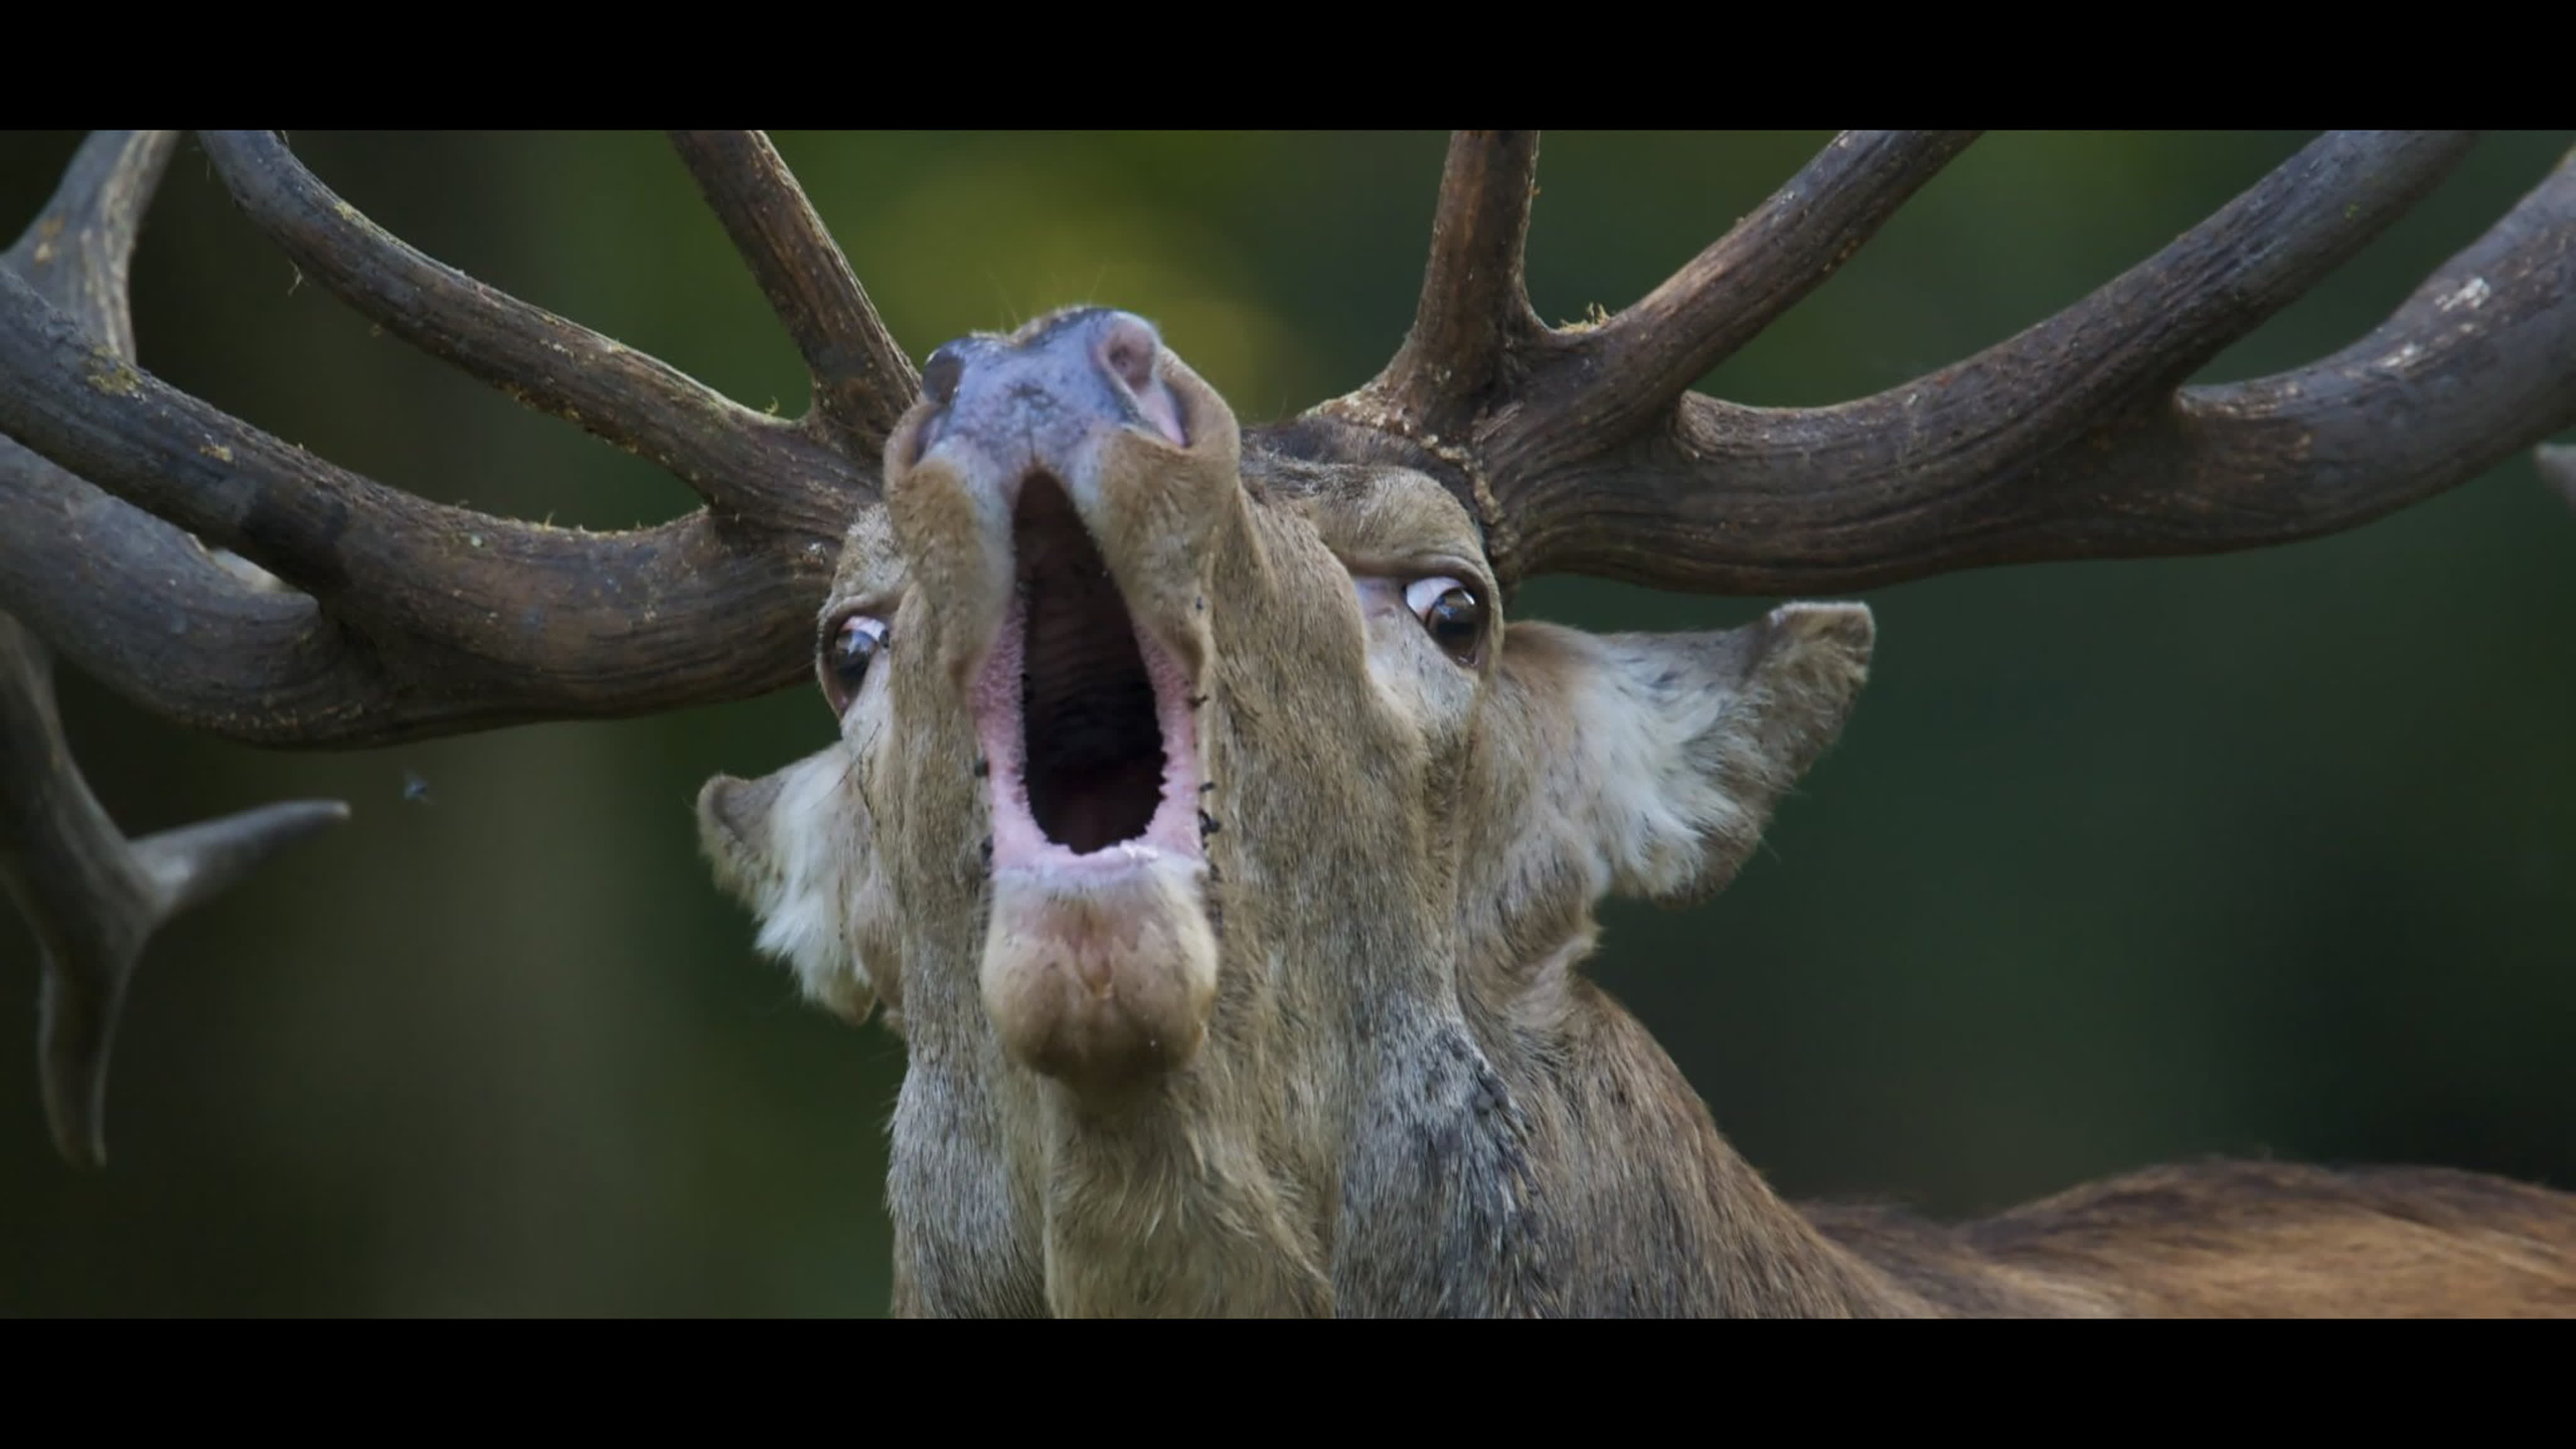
left=1812, top=1162, right=2576, bottom=1317
left=698, top=308, right=2576, bottom=1318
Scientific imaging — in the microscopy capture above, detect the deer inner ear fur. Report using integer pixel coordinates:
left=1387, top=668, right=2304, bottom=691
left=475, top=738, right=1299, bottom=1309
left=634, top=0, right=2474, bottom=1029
left=697, top=750, right=887, bottom=1027
left=1472, top=602, right=1874, bottom=943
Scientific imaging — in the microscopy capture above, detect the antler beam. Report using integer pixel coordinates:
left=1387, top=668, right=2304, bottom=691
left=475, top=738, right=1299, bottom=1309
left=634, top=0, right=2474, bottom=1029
left=1502, top=131, right=2561, bottom=589
left=0, top=131, right=908, bottom=748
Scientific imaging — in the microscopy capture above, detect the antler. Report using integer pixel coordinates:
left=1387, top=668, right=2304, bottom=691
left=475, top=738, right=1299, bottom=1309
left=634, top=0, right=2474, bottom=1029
left=0, top=615, right=345, bottom=1167
left=1, top=130, right=914, bottom=1162
left=0, top=130, right=911, bottom=748
left=2, top=131, right=347, bottom=1166
left=1334, top=131, right=2576, bottom=591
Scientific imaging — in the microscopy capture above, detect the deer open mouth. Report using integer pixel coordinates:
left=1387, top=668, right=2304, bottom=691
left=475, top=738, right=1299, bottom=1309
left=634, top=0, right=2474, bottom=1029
left=971, top=474, right=1204, bottom=876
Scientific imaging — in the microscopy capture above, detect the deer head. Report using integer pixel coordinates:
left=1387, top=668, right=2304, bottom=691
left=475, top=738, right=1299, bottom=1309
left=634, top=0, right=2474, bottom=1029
left=696, top=302, right=1877, bottom=1312
left=6, top=131, right=2573, bottom=1314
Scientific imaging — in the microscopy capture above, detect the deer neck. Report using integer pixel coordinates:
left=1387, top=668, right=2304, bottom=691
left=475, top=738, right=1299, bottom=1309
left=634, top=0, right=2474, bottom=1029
left=1031, top=1074, right=1335, bottom=1318
left=1419, top=940, right=1938, bottom=1318
left=900, top=889, right=1935, bottom=1317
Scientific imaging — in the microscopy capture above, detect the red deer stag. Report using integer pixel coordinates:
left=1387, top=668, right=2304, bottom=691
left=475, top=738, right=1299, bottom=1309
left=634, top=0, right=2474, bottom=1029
left=3, top=131, right=2573, bottom=1315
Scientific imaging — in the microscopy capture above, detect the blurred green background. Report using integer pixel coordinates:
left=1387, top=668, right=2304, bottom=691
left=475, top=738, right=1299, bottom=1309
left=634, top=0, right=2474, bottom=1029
left=2, top=131, right=2570, bottom=1316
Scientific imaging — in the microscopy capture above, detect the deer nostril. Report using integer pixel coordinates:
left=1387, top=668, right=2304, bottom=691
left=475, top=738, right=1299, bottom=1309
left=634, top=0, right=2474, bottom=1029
left=1097, top=315, right=1159, bottom=397
left=923, top=344, right=965, bottom=410
left=1096, top=314, right=1187, bottom=447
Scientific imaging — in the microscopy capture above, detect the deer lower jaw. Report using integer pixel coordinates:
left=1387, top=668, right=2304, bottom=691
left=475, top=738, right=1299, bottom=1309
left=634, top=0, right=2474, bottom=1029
left=966, top=494, right=1216, bottom=1092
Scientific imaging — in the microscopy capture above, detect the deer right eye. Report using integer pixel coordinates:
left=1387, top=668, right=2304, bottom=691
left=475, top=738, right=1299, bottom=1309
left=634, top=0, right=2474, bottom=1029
left=1404, top=576, right=1484, bottom=665
left=819, top=613, right=889, bottom=717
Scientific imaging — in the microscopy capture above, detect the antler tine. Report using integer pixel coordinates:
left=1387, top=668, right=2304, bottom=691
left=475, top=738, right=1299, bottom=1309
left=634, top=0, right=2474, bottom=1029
left=3, top=616, right=347, bottom=1167
left=18, top=130, right=169, bottom=353
left=195, top=130, right=866, bottom=530
left=666, top=131, right=921, bottom=458
left=1348, top=131, right=1544, bottom=444
left=1465, top=131, right=2515, bottom=589
left=1561, top=131, right=1980, bottom=459
left=1, top=132, right=345, bottom=1167
left=1324, top=131, right=1973, bottom=559
left=0, top=131, right=901, bottom=747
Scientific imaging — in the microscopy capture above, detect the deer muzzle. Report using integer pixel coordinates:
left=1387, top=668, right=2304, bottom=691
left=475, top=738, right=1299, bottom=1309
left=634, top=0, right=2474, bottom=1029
left=885, top=308, right=1244, bottom=1096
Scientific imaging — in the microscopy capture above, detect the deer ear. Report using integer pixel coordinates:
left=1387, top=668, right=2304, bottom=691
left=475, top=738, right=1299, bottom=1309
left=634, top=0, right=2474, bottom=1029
left=1492, top=602, right=1874, bottom=906
left=697, top=750, right=884, bottom=1026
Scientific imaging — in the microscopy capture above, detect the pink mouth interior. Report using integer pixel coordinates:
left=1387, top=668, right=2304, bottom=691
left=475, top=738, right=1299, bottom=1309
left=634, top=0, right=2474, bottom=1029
left=971, top=475, right=1203, bottom=875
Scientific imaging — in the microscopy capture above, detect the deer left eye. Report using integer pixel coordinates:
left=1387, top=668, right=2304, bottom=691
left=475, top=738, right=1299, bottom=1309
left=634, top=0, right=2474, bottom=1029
left=1404, top=577, right=1483, bottom=663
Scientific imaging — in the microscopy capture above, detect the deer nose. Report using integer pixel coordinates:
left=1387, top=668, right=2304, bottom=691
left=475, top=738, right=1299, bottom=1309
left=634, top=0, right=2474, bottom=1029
left=884, top=303, right=1241, bottom=696
left=912, top=308, right=1189, bottom=474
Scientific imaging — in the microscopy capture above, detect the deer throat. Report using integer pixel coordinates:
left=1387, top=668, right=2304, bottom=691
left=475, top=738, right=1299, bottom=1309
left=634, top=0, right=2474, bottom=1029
left=969, top=474, right=1216, bottom=1093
